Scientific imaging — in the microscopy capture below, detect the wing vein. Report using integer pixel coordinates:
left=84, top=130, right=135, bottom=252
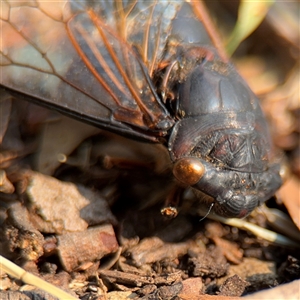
left=66, top=19, right=123, bottom=107
left=89, top=10, right=157, bottom=124
left=141, top=1, right=156, bottom=65
left=74, top=21, right=131, bottom=99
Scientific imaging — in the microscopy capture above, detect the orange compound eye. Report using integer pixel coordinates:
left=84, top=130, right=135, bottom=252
left=173, top=157, right=205, bottom=186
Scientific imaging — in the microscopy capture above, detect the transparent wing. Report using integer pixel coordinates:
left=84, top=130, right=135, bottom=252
left=0, top=0, right=182, bottom=141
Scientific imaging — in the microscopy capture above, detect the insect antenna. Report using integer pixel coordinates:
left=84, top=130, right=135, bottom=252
left=199, top=203, right=214, bottom=222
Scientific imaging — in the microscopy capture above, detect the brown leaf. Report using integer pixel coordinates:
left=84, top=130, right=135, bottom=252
left=278, top=175, right=300, bottom=230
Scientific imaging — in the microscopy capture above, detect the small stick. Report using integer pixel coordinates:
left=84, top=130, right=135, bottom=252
left=0, top=255, right=78, bottom=300
left=204, top=214, right=300, bottom=248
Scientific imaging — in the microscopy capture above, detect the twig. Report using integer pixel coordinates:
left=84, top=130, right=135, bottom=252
left=202, top=212, right=300, bottom=248
left=0, top=255, right=78, bottom=299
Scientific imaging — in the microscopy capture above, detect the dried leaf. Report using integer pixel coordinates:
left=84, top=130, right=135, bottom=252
left=278, top=176, right=300, bottom=230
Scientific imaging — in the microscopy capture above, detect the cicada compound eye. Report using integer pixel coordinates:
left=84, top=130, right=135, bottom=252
left=173, top=157, right=205, bottom=186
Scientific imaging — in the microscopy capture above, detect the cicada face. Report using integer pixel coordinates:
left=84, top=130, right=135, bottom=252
left=0, top=1, right=282, bottom=218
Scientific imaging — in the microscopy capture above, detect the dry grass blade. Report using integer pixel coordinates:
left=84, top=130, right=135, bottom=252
left=205, top=214, right=300, bottom=248
left=226, top=0, right=275, bottom=55
left=0, top=255, right=78, bottom=300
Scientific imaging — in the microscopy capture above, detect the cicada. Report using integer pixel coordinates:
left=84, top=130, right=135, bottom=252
left=0, top=0, right=282, bottom=218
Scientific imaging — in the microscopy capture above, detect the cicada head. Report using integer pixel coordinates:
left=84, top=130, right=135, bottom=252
left=168, top=57, right=283, bottom=218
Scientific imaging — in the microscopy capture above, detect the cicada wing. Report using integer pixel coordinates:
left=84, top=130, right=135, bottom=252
left=0, top=1, right=176, bottom=141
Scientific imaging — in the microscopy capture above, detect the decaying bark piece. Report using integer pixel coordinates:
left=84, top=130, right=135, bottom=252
left=219, top=274, right=249, bottom=297
left=101, top=269, right=154, bottom=287
left=189, top=247, right=229, bottom=278
left=178, top=277, right=204, bottom=298
left=1, top=202, right=44, bottom=261
left=57, top=224, right=119, bottom=272
left=129, top=236, right=192, bottom=267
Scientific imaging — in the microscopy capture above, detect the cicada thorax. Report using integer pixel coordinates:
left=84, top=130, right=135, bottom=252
left=151, top=43, right=217, bottom=124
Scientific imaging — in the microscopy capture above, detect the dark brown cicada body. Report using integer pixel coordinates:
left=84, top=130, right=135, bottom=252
left=0, top=1, right=282, bottom=217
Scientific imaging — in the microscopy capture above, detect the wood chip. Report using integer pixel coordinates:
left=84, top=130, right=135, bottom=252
left=129, top=237, right=191, bottom=267
left=57, top=224, right=119, bottom=272
left=219, top=274, right=249, bottom=297
left=100, top=269, right=154, bottom=287
left=178, top=277, right=203, bottom=298
left=189, top=247, right=228, bottom=278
